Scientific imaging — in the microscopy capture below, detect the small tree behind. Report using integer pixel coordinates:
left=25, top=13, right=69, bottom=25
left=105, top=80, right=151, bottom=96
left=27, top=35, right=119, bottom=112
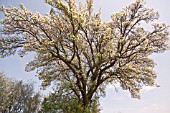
left=40, top=84, right=100, bottom=113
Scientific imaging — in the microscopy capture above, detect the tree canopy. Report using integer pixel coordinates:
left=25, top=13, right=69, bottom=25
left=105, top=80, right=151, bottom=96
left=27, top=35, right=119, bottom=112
left=0, top=0, right=169, bottom=110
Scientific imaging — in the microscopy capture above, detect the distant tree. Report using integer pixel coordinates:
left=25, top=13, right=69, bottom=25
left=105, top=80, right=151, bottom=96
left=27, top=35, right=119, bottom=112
left=0, top=0, right=169, bottom=111
left=0, top=72, right=41, bottom=113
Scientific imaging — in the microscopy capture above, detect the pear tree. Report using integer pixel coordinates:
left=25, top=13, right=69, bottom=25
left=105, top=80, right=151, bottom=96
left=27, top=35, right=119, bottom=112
left=0, top=0, right=169, bottom=110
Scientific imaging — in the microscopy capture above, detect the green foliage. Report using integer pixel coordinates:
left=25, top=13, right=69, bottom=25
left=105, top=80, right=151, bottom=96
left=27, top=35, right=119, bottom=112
left=40, top=85, right=100, bottom=113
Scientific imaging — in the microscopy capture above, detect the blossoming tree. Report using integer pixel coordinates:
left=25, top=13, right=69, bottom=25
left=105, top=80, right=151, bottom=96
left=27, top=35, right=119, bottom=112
left=0, top=0, right=169, bottom=110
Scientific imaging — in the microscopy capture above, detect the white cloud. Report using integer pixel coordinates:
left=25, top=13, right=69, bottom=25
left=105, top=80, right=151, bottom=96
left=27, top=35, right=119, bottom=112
left=143, top=104, right=161, bottom=111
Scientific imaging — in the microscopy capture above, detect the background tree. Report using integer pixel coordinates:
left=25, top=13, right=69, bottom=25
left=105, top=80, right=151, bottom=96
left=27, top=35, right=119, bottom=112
left=0, top=72, right=41, bottom=113
left=0, top=0, right=169, bottom=111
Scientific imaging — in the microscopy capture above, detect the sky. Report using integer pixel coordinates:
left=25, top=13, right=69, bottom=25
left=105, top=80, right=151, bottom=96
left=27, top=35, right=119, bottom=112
left=0, top=0, right=170, bottom=113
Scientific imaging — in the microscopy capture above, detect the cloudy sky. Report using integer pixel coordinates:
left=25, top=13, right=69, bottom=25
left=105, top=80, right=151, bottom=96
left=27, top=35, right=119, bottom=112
left=0, top=0, right=170, bottom=113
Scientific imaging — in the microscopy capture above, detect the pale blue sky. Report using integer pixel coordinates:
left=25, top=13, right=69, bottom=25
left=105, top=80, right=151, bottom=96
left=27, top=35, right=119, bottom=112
left=0, top=0, right=170, bottom=113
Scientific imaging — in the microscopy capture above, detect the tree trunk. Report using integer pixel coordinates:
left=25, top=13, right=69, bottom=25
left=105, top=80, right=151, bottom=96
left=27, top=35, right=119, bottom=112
left=81, top=92, right=91, bottom=112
